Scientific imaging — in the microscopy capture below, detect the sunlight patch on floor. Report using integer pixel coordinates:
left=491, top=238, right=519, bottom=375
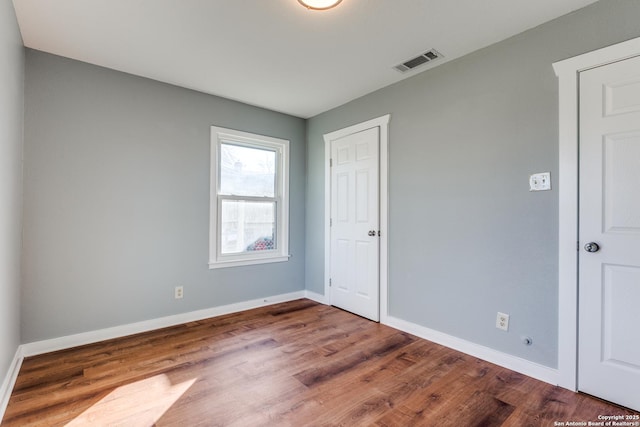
left=65, top=374, right=196, bottom=426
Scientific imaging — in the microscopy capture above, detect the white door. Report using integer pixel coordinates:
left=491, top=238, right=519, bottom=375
left=579, top=54, right=640, bottom=411
left=330, top=127, right=380, bottom=321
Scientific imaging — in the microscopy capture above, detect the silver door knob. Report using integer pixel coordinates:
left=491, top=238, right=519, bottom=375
left=584, top=242, right=600, bottom=253
left=368, top=230, right=376, bottom=236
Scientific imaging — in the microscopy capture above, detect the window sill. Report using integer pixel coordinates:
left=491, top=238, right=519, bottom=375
left=208, top=254, right=291, bottom=269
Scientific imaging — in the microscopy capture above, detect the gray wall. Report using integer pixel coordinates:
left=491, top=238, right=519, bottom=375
left=22, top=51, right=306, bottom=343
left=0, top=0, right=24, bottom=382
left=306, top=0, right=640, bottom=368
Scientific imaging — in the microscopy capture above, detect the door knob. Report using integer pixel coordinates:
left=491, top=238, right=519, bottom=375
left=584, top=242, right=600, bottom=253
left=368, top=230, right=376, bottom=236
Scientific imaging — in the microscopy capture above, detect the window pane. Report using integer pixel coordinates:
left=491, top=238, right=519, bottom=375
left=220, top=200, right=276, bottom=254
left=220, top=143, right=276, bottom=197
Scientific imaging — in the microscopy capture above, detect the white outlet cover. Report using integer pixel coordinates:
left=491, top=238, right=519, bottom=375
left=529, top=172, right=551, bottom=191
left=496, top=312, right=510, bottom=331
left=174, top=286, right=183, bottom=299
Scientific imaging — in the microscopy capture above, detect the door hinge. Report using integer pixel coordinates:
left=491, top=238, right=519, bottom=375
left=577, top=240, right=580, bottom=251
left=330, top=218, right=333, bottom=227
left=330, top=158, right=333, bottom=167
left=329, top=278, right=332, bottom=287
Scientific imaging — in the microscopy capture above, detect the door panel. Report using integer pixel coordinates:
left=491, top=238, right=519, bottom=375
left=603, top=133, right=640, bottom=233
left=579, top=54, right=640, bottom=411
left=355, top=170, right=370, bottom=223
left=336, top=172, right=349, bottom=222
left=355, top=240, right=373, bottom=296
left=330, top=127, right=380, bottom=321
left=602, top=264, right=640, bottom=369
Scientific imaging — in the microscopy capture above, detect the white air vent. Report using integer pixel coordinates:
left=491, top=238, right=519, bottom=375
left=394, top=49, right=443, bottom=73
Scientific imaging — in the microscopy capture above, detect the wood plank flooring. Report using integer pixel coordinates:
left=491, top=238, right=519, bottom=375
left=2, top=299, right=637, bottom=426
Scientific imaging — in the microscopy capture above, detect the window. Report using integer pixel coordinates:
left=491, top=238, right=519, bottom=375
left=209, top=126, right=290, bottom=268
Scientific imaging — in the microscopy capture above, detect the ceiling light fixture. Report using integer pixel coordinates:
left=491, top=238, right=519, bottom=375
left=298, top=0, right=342, bottom=10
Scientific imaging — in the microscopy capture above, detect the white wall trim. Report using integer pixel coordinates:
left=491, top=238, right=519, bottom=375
left=304, top=296, right=559, bottom=385
left=5, top=292, right=561, bottom=423
left=552, top=36, right=640, bottom=391
left=21, top=291, right=306, bottom=357
left=322, top=114, right=391, bottom=322
left=384, top=316, right=560, bottom=386
left=304, top=290, right=328, bottom=304
left=0, top=347, right=23, bottom=423
left=7, top=293, right=560, bottom=420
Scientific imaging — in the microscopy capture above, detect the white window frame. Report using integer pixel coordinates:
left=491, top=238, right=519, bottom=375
left=209, top=126, right=290, bottom=269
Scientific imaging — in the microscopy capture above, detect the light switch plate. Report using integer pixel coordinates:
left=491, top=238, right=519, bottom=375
left=529, top=172, right=551, bottom=191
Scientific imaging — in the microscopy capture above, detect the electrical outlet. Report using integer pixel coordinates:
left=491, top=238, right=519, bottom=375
left=174, top=286, right=184, bottom=299
left=496, top=312, right=509, bottom=331
left=529, top=172, right=551, bottom=191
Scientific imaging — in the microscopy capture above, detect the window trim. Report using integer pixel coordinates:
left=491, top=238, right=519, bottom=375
left=209, top=126, right=290, bottom=269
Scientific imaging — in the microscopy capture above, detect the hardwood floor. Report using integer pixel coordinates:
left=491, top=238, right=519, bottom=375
left=3, top=299, right=637, bottom=426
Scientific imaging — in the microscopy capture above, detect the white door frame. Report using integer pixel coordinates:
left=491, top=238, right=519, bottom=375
left=553, top=37, right=640, bottom=391
left=323, top=114, right=391, bottom=323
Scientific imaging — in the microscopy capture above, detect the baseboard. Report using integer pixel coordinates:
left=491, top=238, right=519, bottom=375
left=16, top=292, right=560, bottom=401
left=301, top=292, right=559, bottom=386
left=279, top=294, right=561, bottom=386
left=0, top=347, right=23, bottom=423
left=383, top=315, right=561, bottom=387
left=21, top=290, right=306, bottom=357
left=304, top=290, right=327, bottom=304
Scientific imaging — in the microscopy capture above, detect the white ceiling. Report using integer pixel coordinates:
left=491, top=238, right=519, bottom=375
left=12, top=0, right=599, bottom=118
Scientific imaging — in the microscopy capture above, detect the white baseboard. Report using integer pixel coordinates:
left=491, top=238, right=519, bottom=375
left=9, top=291, right=560, bottom=422
left=304, top=290, right=327, bottom=304
left=0, top=347, right=23, bottom=423
left=383, top=315, right=561, bottom=387
left=299, top=293, right=559, bottom=385
left=21, top=290, right=306, bottom=357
